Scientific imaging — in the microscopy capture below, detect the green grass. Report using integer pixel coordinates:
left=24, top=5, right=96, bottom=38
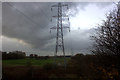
left=2, top=57, right=70, bottom=66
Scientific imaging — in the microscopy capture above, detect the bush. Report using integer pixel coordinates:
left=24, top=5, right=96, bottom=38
left=43, top=63, right=58, bottom=70
left=2, top=51, right=26, bottom=60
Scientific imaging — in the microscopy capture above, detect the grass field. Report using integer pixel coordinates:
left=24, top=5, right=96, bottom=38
left=2, top=57, right=70, bottom=66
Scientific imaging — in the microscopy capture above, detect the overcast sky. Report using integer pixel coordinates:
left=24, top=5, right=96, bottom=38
left=2, top=2, right=116, bottom=56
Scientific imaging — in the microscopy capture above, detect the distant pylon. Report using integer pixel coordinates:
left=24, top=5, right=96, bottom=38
left=50, top=2, right=70, bottom=68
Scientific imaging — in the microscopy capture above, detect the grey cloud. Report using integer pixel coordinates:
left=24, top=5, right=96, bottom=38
left=40, top=28, right=95, bottom=55
left=3, top=2, right=53, bottom=48
left=2, top=2, right=79, bottom=49
left=66, top=2, right=113, bottom=16
left=64, top=29, right=95, bottom=54
left=2, top=2, right=113, bottom=55
left=95, top=2, right=113, bottom=8
left=0, top=2, right=2, bottom=51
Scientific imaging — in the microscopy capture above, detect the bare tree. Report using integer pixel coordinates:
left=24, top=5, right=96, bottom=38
left=92, top=2, right=120, bottom=56
left=91, top=2, right=120, bottom=77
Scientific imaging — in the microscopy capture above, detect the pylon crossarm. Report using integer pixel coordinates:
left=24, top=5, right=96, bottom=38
left=61, top=4, right=68, bottom=7
left=52, top=15, right=68, bottom=18
left=51, top=4, right=68, bottom=8
left=63, top=26, right=69, bottom=28
left=51, top=5, right=58, bottom=7
left=50, top=26, right=70, bottom=29
left=50, top=26, right=57, bottom=29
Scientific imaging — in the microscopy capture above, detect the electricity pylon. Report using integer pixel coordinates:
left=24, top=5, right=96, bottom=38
left=50, top=2, right=70, bottom=68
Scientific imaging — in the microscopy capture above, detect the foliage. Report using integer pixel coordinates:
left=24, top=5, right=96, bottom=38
left=91, top=2, right=120, bottom=77
left=2, top=54, right=120, bottom=80
left=29, top=54, right=34, bottom=58
left=43, top=63, right=58, bottom=70
left=92, top=2, right=120, bottom=55
left=2, top=51, right=26, bottom=60
left=68, top=54, right=119, bottom=80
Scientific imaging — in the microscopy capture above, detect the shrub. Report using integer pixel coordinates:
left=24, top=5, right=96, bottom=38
left=43, top=63, right=58, bottom=70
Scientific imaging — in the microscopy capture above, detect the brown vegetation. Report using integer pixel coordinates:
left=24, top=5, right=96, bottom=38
left=2, top=54, right=120, bottom=80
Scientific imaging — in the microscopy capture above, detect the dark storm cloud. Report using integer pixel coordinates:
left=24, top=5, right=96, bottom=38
left=2, top=2, right=83, bottom=48
left=2, top=2, right=113, bottom=54
left=3, top=2, right=54, bottom=48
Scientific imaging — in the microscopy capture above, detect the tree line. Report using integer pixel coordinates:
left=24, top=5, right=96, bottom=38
left=91, top=1, right=120, bottom=78
left=2, top=51, right=26, bottom=60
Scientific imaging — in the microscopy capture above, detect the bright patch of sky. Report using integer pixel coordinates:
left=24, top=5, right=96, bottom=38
left=69, top=3, right=115, bottom=30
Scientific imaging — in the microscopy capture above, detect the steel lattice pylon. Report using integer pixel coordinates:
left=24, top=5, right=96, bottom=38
left=50, top=2, right=70, bottom=68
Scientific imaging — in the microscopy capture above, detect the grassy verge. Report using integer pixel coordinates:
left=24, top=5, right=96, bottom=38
left=2, top=57, right=70, bottom=66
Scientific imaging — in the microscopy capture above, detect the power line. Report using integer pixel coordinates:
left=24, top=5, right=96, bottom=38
left=70, top=30, right=74, bottom=56
left=6, top=3, right=50, bottom=27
